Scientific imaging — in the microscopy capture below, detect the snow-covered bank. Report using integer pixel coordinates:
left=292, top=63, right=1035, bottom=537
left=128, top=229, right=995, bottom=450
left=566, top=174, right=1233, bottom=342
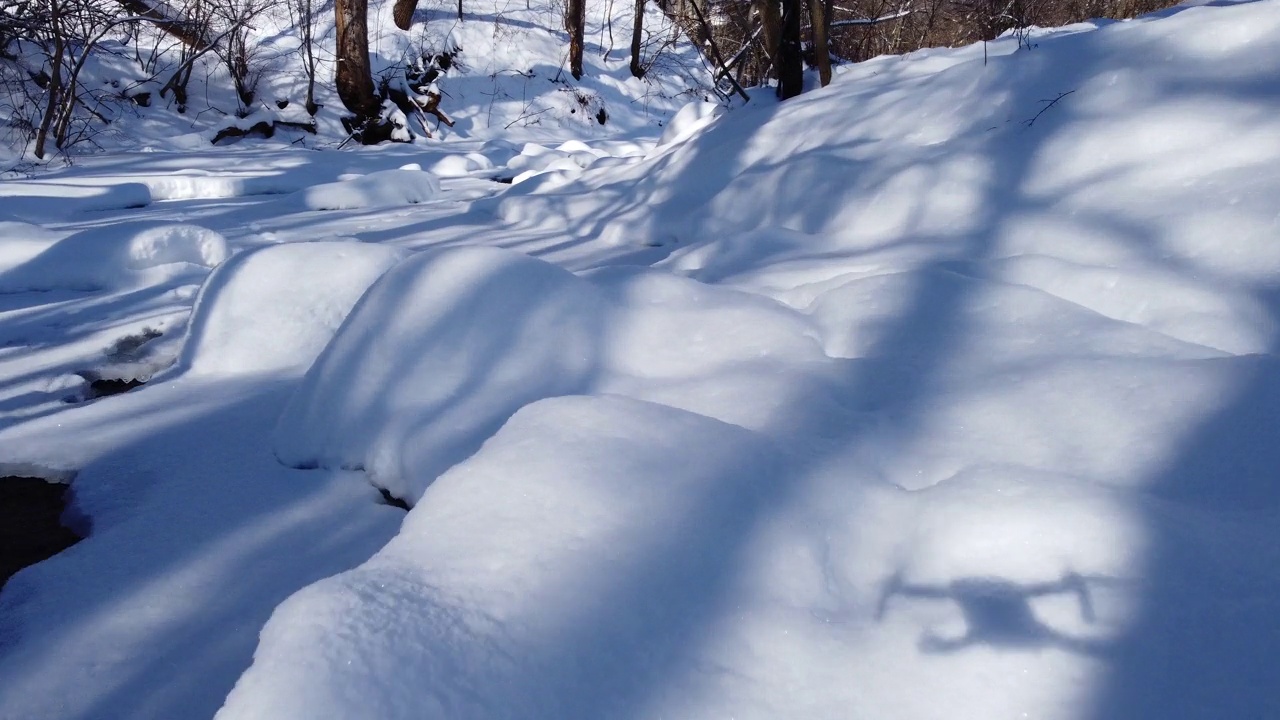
left=2, top=0, right=1280, bottom=718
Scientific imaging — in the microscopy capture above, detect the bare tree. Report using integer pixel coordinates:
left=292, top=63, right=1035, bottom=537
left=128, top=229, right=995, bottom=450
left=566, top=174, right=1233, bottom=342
left=808, top=0, right=829, bottom=86
left=776, top=0, right=801, bottom=97
left=567, top=0, right=585, bottom=78
left=335, top=0, right=378, bottom=119
left=286, top=0, right=318, bottom=113
left=32, top=0, right=68, bottom=158
left=752, top=0, right=781, bottom=70
left=629, top=0, right=644, bottom=77
left=213, top=0, right=263, bottom=113
left=31, top=0, right=150, bottom=157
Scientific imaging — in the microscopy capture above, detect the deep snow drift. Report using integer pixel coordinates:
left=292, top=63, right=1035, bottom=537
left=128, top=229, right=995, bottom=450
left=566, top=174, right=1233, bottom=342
left=3, top=1, right=1280, bottom=719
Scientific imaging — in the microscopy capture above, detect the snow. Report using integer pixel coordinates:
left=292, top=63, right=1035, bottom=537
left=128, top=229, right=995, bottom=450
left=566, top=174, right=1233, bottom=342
left=273, top=246, right=605, bottom=501
left=220, top=394, right=787, bottom=720
left=427, top=153, right=494, bottom=178
left=179, top=241, right=409, bottom=377
left=653, top=100, right=726, bottom=149
left=0, top=221, right=228, bottom=292
left=295, top=167, right=443, bottom=211
left=0, top=181, right=153, bottom=219
left=3, top=1, right=1280, bottom=719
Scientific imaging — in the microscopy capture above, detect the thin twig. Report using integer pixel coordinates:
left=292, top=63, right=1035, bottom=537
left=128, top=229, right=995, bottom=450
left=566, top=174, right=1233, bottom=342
left=1023, top=89, right=1075, bottom=127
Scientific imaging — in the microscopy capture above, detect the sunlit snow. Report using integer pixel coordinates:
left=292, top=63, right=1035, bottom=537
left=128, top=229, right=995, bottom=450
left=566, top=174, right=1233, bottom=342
left=2, top=0, right=1280, bottom=719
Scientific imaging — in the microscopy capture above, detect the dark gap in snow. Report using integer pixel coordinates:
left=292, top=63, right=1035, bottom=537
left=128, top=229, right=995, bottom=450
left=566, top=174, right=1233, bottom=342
left=491, top=176, right=514, bottom=184
left=83, top=375, right=147, bottom=399
left=63, top=371, right=147, bottom=402
left=0, top=477, right=84, bottom=590
left=65, top=328, right=167, bottom=402
left=377, top=487, right=411, bottom=511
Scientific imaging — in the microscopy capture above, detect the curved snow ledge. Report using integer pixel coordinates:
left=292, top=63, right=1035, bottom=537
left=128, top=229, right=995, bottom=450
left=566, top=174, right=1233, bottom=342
left=272, top=246, right=607, bottom=501
left=0, top=221, right=227, bottom=292
left=219, top=394, right=786, bottom=720
left=0, top=182, right=151, bottom=222
left=179, top=241, right=410, bottom=377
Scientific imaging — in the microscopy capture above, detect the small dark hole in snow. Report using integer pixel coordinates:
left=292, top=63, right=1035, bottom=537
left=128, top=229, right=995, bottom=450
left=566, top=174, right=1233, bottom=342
left=492, top=176, right=514, bottom=184
left=377, top=487, right=411, bottom=511
left=86, top=377, right=146, bottom=398
left=0, top=477, right=84, bottom=590
left=596, top=108, right=608, bottom=125
left=66, top=372, right=147, bottom=403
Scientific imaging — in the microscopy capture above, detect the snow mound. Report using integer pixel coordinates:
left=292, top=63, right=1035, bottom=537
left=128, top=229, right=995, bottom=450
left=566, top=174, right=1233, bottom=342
left=653, top=101, right=726, bottom=150
left=296, top=168, right=441, bottom=211
left=427, top=153, right=494, bottom=178
left=0, top=221, right=227, bottom=292
left=0, top=182, right=151, bottom=221
left=589, top=267, right=831, bottom=431
left=142, top=173, right=312, bottom=201
left=272, top=249, right=833, bottom=501
left=0, top=218, right=64, bottom=274
left=272, top=246, right=606, bottom=501
left=179, top=241, right=409, bottom=377
left=220, top=394, right=786, bottom=720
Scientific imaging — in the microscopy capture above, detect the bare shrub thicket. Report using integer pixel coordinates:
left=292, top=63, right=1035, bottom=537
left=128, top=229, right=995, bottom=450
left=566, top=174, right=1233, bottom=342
left=1, top=0, right=297, bottom=157
left=661, top=0, right=1178, bottom=95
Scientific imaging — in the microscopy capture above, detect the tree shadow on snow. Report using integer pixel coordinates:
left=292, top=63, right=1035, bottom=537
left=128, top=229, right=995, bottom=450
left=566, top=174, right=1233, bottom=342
left=472, top=20, right=1280, bottom=720
left=0, top=377, right=403, bottom=720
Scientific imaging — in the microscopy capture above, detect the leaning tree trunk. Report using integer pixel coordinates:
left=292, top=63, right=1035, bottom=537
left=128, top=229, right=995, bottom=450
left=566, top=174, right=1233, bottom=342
left=776, top=0, right=803, bottom=98
left=629, top=0, right=644, bottom=77
left=335, top=0, right=380, bottom=119
left=392, top=0, right=416, bottom=30
left=567, top=0, right=585, bottom=79
left=809, top=0, right=830, bottom=86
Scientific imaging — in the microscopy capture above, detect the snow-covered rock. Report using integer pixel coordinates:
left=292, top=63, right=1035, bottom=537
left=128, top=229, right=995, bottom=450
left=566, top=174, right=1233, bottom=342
left=179, top=241, right=409, bottom=377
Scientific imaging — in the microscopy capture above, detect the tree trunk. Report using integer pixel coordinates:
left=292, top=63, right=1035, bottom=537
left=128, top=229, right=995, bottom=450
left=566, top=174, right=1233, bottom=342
left=335, top=0, right=379, bottom=119
left=753, top=0, right=781, bottom=69
left=392, top=0, right=417, bottom=30
left=301, top=0, right=318, bottom=114
left=809, top=0, right=830, bottom=86
left=116, top=0, right=212, bottom=49
left=567, top=0, right=585, bottom=79
left=629, top=0, right=644, bottom=77
left=34, top=0, right=66, bottom=159
left=777, top=0, right=802, bottom=98
left=686, top=0, right=749, bottom=101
